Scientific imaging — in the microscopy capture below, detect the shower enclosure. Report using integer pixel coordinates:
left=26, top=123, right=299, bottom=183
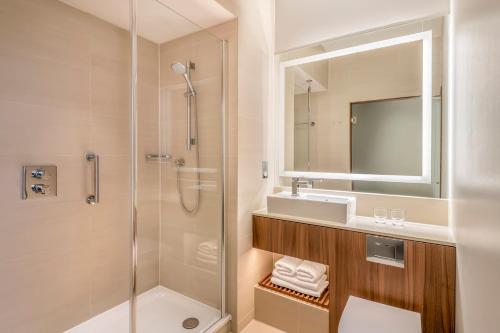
left=0, top=0, right=228, bottom=332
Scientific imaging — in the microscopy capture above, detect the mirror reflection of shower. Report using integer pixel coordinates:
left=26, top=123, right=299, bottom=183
left=171, top=61, right=200, bottom=215
left=295, top=79, right=316, bottom=171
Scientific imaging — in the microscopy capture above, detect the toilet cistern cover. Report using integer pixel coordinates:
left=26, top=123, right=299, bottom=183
left=338, top=296, right=421, bottom=333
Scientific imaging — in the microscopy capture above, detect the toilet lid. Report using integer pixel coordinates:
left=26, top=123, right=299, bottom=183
left=339, top=296, right=421, bottom=333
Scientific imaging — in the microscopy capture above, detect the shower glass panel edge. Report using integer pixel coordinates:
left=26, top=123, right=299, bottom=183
left=129, top=0, right=138, bottom=333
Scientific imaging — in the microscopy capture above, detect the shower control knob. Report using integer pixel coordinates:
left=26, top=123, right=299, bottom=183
left=31, top=184, right=49, bottom=195
left=31, top=168, right=45, bottom=179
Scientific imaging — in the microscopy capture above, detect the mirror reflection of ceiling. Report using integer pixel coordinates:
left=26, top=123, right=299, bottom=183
left=275, top=0, right=449, bottom=52
left=59, top=0, right=235, bottom=43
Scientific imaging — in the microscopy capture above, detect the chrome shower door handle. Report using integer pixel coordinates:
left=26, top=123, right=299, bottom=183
left=86, top=152, right=99, bottom=205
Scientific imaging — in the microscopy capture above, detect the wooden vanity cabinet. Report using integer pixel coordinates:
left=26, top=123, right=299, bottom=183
left=253, top=215, right=456, bottom=333
left=253, top=216, right=331, bottom=264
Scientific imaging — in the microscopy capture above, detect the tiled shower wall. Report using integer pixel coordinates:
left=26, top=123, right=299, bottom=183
left=0, top=0, right=231, bottom=331
left=136, top=29, right=161, bottom=296
left=158, top=28, right=225, bottom=309
left=0, top=0, right=159, bottom=332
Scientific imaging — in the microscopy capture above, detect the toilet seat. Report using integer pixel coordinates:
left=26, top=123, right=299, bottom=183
left=338, top=296, right=421, bottom=333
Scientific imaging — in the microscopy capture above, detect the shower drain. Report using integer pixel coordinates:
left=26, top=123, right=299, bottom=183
left=182, top=317, right=200, bottom=330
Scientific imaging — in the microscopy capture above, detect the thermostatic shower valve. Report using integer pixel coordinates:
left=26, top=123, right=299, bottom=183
left=22, top=165, right=57, bottom=200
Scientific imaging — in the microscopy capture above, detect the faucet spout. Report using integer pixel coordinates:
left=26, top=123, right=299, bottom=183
left=291, top=177, right=313, bottom=196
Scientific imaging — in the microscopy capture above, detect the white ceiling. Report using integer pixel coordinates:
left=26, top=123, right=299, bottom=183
left=59, top=0, right=235, bottom=44
left=275, top=0, right=449, bottom=52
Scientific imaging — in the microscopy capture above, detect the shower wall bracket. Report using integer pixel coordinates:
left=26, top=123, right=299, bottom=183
left=145, top=154, right=172, bottom=162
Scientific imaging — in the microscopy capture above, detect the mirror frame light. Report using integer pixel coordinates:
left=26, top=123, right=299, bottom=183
left=278, top=30, right=433, bottom=184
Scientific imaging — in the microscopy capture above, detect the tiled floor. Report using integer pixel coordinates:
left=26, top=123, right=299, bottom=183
left=241, top=320, right=286, bottom=333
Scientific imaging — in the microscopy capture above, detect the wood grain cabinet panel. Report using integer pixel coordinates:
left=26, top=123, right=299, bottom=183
left=416, top=242, right=456, bottom=333
left=271, top=218, right=299, bottom=257
left=331, top=229, right=455, bottom=333
left=252, top=215, right=456, bottom=333
left=297, top=223, right=331, bottom=265
left=252, top=216, right=273, bottom=252
left=253, top=216, right=330, bottom=264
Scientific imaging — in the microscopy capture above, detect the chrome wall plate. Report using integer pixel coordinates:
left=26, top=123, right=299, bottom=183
left=366, top=235, right=405, bottom=268
left=22, top=165, right=57, bottom=200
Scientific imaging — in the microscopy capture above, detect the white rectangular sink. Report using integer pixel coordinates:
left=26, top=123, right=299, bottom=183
left=267, top=191, right=356, bottom=224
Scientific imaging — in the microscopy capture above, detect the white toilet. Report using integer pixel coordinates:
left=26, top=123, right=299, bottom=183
left=339, top=296, right=422, bottom=333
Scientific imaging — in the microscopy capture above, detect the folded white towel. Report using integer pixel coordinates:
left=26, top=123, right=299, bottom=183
left=271, top=276, right=328, bottom=298
left=196, top=252, right=217, bottom=265
left=197, top=251, right=217, bottom=261
left=273, top=269, right=327, bottom=291
left=296, top=260, right=326, bottom=283
left=198, top=240, right=217, bottom=256
left=274, top=256, right=303, bottom=277
left=197, top=257, right=217, bottom=265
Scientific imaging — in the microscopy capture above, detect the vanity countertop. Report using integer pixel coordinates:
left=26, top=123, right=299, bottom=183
left=253, top=208, right=455, bottom=247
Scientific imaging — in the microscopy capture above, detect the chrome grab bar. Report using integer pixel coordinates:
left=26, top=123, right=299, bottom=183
left=86, top=152, right=99, bottom=205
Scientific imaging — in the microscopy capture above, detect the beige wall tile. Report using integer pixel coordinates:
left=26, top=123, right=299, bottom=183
left=0, top=102, right=91, bottom=157
left=0, top=200, right=93, bottom=333
left=89, top=194, right=130, bottom=315
left=0, top=50, right=91, bottom=109
left=0, top=0, right=159, bottom=331
left=137, top=36, right=161, bottom=294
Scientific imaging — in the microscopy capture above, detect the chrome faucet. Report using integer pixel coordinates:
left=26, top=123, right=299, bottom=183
left=291, top=177, right=312, bottom=196
left=291, top=177, right=325, bottom=196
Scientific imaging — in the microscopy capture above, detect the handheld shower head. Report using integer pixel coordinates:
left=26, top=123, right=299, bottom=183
left=171, top=62, right=186, bottom=75
left=171, top=62, right=196, bottom=95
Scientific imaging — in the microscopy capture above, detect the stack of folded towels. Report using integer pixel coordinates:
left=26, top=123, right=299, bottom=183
left=196, top=240, right=217, bottom=265
left=271, top=256, right=328, bottom=297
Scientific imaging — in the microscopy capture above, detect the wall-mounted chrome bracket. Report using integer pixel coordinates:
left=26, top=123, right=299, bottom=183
left=145, top=154, right=172, bottom=162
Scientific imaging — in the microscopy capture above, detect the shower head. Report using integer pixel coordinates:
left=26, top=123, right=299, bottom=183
left=171, top=62, right=187, bottom=75
left=171, top=62, right=196, bottom=95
